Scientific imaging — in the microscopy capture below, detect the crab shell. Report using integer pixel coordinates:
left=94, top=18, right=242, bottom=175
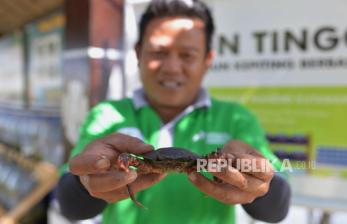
left=138, top=147, right=203, bottom=173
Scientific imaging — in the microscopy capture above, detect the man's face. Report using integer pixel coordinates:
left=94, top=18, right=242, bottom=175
left=137, top=16, right=213, bottom=110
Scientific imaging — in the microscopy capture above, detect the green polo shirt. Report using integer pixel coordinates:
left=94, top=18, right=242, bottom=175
left=67, top=90, right=281, bottom=224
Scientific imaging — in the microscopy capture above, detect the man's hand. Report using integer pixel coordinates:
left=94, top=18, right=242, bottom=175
left=69, top=133, right=166, bottom=203
left=188, top=140, right=274, bottom=204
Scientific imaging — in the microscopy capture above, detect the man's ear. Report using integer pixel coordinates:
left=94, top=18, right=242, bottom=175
left=204, top=50, right=215, bottom=69
left=135, top=44, right=141, bottom=61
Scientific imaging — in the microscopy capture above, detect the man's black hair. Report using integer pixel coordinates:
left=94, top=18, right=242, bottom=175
left=136, top=0, right=215, bottom=53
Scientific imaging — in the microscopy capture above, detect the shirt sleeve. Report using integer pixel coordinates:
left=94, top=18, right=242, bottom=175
left=242, top=174, right=291, bottom=222
left=56, top=172, right=107, bottom=220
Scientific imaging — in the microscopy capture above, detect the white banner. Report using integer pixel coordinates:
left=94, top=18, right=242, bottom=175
left=205, top=0, right=347, bottom=87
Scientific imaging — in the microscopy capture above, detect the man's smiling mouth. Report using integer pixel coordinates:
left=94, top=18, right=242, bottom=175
left=159, top=81, right=182, bottom=89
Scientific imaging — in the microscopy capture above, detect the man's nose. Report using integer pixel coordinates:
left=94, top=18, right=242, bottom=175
left=161, top=54, right=182, bottom=74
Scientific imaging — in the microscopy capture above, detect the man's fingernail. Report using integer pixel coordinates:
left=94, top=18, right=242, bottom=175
left=189, top=173, right=197, bottom=181
left=95, top=158, right=110, bottom=170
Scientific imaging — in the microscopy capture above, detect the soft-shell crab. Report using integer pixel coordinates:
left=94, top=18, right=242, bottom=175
left=116, top=147, right=225, bottom=208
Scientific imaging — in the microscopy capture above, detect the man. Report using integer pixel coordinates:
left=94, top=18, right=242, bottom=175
left=56, top=0, right=291, bottom=223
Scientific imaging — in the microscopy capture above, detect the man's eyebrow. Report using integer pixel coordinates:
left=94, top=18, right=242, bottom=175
left=146, top=45, right=200, bottom=52
left=144, top=44, right=164, bottom=50
left=180, top=46, right=201, bottom=52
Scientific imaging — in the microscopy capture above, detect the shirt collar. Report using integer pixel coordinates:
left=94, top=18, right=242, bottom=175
left=132, top=88, right=211, bottom=110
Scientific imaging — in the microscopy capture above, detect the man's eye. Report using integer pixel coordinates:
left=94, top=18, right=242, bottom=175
left=151, top=51, right=166, bottom=57
left=180, top=53, right=194, bottom=60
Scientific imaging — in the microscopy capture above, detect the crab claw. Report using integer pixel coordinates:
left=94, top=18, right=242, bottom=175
left=205, top=149, right=228, bottom=184
left=117, top=153, right=131, bottom=172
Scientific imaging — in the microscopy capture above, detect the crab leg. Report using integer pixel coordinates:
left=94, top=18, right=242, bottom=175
left=116, top=153, right=147, bottom=209
left=125, top=184, right=146, bottom=209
